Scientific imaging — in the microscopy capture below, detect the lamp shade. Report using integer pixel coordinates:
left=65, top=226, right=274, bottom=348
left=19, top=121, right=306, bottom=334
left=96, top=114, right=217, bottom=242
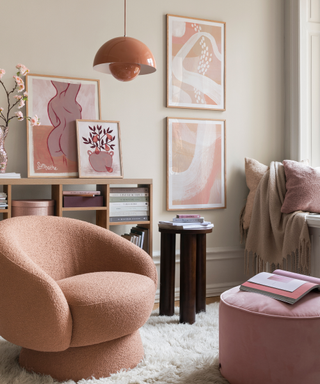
left=93, top=36, right=156, bottom=81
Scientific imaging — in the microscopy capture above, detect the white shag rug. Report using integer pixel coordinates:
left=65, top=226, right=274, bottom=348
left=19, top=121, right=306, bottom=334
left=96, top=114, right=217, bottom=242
left=0, top=303, right=230, bottom=384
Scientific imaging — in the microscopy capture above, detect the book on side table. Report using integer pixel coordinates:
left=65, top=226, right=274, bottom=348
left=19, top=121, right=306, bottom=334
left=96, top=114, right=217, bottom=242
left=240, top=270, right=320, bottom=304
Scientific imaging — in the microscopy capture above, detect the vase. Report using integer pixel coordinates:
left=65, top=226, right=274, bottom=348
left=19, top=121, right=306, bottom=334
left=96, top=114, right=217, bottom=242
left=0, top=127, right=9, bottom=173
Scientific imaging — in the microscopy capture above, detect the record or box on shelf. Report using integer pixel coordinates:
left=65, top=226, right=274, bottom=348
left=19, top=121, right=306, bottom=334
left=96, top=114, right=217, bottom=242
left=63, top=195, right=103, bottom=208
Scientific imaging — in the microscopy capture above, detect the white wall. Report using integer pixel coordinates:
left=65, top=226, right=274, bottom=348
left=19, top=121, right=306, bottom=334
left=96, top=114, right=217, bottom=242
left=0, top=0, right=285, bottom=295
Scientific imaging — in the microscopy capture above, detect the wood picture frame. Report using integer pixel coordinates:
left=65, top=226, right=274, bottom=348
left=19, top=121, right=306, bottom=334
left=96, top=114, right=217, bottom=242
left=167, top=14, right=226, bottom=111
left=167, top=117, right=226, bottom=211
left=76, top=119, right=123, bottom=178
left=26, top=74, right=101, bottom=177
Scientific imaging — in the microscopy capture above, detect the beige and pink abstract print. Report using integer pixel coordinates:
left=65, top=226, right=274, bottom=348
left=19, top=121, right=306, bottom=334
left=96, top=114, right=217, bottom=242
left=167, top=118, right=226, bottom=210
left=167, top=15, right=225, bottom=110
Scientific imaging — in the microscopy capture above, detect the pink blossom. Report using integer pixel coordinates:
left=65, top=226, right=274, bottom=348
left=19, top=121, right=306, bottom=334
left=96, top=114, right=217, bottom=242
left=23, top=91, right=28, bottom=97
left=14, top=95, right=22, bottom=100
left=13, top=76, right=25, bottom=92
left=0, top=107, right=3, bottom=113
left=15, top=111, right=24, bottom=121
left=13, top=76, right=23, bottom=85
left=0, top=69, right=5, bottom=79
left=31, top=115, right=40, bottom=126
left=16, top=64, right=29, bottom=76
left=17, top=99, right=25, bottom=109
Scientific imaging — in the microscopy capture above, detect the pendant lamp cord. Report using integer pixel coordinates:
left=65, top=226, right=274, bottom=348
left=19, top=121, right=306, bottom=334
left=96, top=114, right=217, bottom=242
left=124, top=0, right=127, bottom=37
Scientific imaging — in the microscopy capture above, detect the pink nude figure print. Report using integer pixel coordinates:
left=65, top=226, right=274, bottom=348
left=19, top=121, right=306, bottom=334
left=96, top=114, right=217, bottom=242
left=47, top=81, right=82, bottom=163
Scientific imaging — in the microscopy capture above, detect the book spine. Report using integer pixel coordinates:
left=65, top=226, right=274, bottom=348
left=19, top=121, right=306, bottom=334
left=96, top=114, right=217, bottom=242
left=176, top=214, right=201, bottom=218
left=172, top=217, right=204, bottom=223
left=63, top=191, right=101, bottom=195
left=109, top=196, right=149, bottom=202
left=110, top=202, right=149, bottom=206
left=109, top=193, right=149, bottom=197
left=109, top=211, right=149, bottom=216
left=110, top=187, right=149, bottom=193
left=109, top=216, right=149, bottom=222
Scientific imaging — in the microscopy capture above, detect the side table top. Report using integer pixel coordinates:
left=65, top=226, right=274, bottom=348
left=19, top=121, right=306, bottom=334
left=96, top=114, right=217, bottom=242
left=159, top=227, right=213, bottom=235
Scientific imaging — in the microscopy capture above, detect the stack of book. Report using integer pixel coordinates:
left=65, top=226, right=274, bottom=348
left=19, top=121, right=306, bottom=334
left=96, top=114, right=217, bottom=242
left=0, top=172, right=20, bottom=179
left=158, top=214, right=214, bottom=230
left=63, top=190, right=103, bottom=207
left=109, top=187, right=149, bottom=222
left=0, top=192, right=8, bottom=209
left=121, top=226, right=149, bottom=253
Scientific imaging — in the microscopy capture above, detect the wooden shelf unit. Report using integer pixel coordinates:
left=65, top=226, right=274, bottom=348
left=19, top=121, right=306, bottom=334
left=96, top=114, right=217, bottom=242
left=0, top=178, right=153, bottom=256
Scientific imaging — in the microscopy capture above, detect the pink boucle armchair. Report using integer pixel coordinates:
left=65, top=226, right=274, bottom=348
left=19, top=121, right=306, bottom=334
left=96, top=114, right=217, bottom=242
left=0, top=216, right=157, bottom=382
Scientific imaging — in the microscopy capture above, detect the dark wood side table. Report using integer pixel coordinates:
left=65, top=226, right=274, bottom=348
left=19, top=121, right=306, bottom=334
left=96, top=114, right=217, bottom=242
left=159, top=226, right=213, bottom=324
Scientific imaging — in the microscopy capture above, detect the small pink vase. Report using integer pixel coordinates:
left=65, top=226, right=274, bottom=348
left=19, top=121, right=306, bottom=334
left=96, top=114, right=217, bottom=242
left=0, top=127, right=8, bottom=173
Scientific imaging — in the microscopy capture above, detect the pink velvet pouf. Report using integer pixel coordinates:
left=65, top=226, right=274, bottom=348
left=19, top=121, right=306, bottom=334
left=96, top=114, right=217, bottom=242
left=219, top=286, right=320, bottom=384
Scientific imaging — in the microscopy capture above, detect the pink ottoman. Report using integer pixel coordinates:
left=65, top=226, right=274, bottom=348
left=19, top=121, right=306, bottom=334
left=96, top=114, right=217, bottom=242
left=219, top=286, right=320, bottom=384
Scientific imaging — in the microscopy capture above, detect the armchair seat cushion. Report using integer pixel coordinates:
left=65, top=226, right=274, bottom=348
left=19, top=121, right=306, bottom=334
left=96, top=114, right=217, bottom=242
left=57, top=271, right=156, bottom=348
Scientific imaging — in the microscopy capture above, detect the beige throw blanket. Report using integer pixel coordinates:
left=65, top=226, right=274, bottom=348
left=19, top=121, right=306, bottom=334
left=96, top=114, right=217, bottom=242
left=242, top=161, right=310, bottom=275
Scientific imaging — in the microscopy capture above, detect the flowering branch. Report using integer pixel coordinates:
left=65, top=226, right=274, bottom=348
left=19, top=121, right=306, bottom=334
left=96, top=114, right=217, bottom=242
left=0, top=64, right=40, bottom=130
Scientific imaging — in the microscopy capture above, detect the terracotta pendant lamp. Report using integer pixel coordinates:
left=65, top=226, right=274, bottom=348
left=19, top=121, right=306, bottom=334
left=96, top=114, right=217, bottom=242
left=93, top=0, right=156, bottom=81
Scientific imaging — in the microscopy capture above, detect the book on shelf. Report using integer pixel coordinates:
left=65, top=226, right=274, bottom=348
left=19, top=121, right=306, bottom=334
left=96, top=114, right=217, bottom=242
left=0, top=203, right=8, bottom=208
left=110, top=201, right=149, bottom=207
left=0, top=192, right=7, bottom=198
left=110, top=207, right=149, bottom=214
left=134, top=226, right=149, bottom=253
left=110, top=210, right=149, bottom=217
left=158, top=221, right=214, bottom=230
left=121, top=226, right=149, bottom=253
left=0, top=173, right=20, bottom=178
left=63, top=190, right=101, bottom=196
left=109, top=196, right=149, bottom=202
left=110, top=187, right=149, bottom=194
left=109, top=216, right=149, bottom=222
left=110, top=193, right=149, bottom=198
left=240, top=270, right=320, bottom=305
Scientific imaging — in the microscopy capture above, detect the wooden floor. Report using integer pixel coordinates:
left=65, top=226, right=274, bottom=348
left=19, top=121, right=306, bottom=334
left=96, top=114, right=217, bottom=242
left=153, top=296, right=220, bottom=310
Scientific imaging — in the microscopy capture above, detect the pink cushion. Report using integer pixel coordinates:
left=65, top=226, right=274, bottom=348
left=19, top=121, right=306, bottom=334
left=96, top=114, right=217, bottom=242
left=281, top=160, right=320, bottom=213
left=219, top=286, right=320, bottom=384
left=57, top=271, right=156, bottom=347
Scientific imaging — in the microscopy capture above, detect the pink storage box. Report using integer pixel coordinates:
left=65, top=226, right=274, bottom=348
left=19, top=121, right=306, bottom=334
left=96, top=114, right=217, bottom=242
left=11, top=200, right=55, bottom=217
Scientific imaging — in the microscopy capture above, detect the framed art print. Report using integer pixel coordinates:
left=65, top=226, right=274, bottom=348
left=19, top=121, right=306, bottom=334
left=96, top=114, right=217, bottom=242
left=26, top=74, right=101, bottom=177
left=167, top=14, right=226, bottom=111
left=76, top=119, right=123, bottom=178
left=167, top=117, right=226, bottom=211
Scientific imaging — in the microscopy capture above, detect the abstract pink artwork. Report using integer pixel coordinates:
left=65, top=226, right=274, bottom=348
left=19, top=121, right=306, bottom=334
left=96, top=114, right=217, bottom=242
left=76, top=120, right=123, bottom=178
left=167, top=15, right=226, bottom=111
left=167, top=118, right=226, bottom=210
left=26, top=74, right=100, bottom=177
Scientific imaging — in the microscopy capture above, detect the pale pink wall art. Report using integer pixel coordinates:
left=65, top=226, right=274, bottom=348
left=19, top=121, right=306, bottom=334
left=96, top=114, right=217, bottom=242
left=76, top=120, right=123, bottom=178
left=167, top=15, right=226, bottom=111
left=167, top=117, right=226, bottom=210
left=26, top=74, right=100, bottom=177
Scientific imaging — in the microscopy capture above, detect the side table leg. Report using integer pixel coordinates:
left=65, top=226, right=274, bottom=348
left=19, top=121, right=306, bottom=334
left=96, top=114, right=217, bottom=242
left=180, top=233, right=196, bottom=324
left=159, top=233, right=176, bottom=316
left=196, top=233, right=207, bottom=313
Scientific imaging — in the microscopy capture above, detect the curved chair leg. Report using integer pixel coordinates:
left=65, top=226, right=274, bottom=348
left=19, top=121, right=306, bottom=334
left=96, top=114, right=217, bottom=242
left=19, top=330, right=144, bottom=382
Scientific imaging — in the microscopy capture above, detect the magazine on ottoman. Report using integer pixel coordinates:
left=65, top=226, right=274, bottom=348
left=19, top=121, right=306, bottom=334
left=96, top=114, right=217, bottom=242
left=240, top=269, right=320, bottom=304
